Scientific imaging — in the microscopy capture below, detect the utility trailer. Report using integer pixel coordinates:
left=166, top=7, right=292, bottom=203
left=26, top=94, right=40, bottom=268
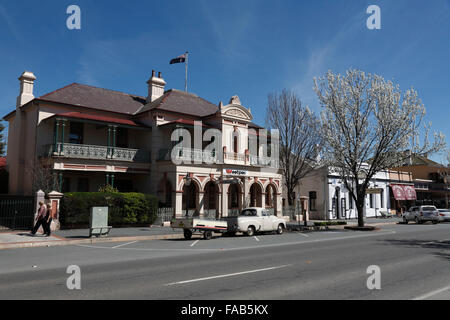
left=170, top=218, right=229, bottom=240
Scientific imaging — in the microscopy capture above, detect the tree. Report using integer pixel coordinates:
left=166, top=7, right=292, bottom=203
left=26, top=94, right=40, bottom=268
left=29, top=158, right=61, bottom=194
left=314, top=69, right=445, bottom=227
left=266, top=89, right=322, bottom=207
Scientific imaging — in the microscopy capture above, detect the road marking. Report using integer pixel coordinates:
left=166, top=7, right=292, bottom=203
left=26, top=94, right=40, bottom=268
left=297, top=233, right=309, bottom=238
left=254, top=236, right=260, bottom=242
left=166, top=265, right=289, bottom=286
left=412, top=285, right=450, bottom=300
left=76, top=230, right=397, bottom=253
left=190, top=240, right=199, bottom=247
left=111, top=241, right=138, bottom=249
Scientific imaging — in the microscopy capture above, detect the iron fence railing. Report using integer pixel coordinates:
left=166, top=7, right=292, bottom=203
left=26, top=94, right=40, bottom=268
left=0, top=195, right=35, bottom=231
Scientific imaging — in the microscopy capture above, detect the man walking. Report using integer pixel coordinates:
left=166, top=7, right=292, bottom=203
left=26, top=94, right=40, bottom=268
left=31, top=201, right=47, bottom=236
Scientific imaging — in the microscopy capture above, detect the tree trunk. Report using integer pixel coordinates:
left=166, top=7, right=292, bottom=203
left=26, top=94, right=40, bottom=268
left=356, top=196, right=365, bottom=227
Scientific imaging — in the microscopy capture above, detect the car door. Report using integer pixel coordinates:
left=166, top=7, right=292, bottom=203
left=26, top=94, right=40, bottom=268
left=261, top=210, right=272, bottom=231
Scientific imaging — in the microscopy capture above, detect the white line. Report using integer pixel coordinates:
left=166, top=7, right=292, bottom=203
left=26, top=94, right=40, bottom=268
left=412, top=285, right=450, bottom=300
left=190, top=240, right=199, bottom=247
left=166, top=265, right=289, bottom=286
left=111, top=241, right=137, bottom=249
left=297, top=233, right=309, bottom=237
left=254, top=236, right=260, bottom=242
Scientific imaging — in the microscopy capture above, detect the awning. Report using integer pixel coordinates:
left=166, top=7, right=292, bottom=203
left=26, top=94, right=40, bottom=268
left=391, top=184, right=416, bottom=200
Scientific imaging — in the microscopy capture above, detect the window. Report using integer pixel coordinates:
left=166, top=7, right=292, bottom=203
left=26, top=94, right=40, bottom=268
left=77, top=178, right=89, bottom=192
left=309, top=191, right=317, bottom=211
left=380, top=189, right=384, bottom=208
left=370, top=194, right=374, bottom=208
left=116, top=128, right=128, bottom=148
left=69, top=122, right=84, bottom=144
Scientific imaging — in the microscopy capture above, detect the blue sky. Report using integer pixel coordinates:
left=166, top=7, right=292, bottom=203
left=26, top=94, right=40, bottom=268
left=1, top=0, right=449, bottom=163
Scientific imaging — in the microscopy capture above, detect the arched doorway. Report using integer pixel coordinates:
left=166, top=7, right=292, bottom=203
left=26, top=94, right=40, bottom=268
left=265, top=184, right=277, bottom=214
left=182, top=182, right=199, bottom=216
left=228, top=182, right=242, bottom=215
left=204, top=181, right=219, bottom=218
left=249, top=183, right=263, bottom=207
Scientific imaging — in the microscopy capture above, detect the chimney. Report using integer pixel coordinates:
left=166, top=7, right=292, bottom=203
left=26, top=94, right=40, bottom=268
left=146, top=70, right=166, bottom=103
left=17, top=71, right=36, bottom=107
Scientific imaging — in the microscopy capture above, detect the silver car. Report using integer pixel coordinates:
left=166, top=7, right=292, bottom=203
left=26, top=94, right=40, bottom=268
left=437, top=209, right=450, bottom=222
left=402, top=205, right=439, bottom=224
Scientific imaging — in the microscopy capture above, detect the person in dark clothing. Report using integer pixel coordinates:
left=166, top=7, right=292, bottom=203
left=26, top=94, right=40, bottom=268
left=43, top=203, right=52, bottom=236
left=31, top=201, right=47, bottom=236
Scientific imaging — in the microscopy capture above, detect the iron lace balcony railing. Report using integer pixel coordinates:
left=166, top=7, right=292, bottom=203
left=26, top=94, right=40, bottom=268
left=47, top=143, right=150, bottom=163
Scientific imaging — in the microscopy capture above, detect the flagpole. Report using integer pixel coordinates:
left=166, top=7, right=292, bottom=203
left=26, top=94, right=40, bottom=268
left=185, top=51, right=189, bottom=92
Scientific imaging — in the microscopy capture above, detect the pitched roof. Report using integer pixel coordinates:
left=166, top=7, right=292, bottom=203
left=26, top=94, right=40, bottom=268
left=136, top=89, right=219, bottom=117
left=38, top=83, right=146, bottom=115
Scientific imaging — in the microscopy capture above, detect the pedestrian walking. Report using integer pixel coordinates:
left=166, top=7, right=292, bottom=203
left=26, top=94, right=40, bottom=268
left=30, top=201, right=47, bottom=236
left=44, top=203, right=52, bottom=236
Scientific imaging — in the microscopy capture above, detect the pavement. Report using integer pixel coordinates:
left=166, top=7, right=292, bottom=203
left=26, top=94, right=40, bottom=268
left=0, top=222, right=449, bottom=300
left=0, top=218, right=400, bottom=250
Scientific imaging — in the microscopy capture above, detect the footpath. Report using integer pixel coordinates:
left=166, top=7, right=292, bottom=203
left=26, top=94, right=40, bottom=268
left=0, top=217, right=400, bottom=250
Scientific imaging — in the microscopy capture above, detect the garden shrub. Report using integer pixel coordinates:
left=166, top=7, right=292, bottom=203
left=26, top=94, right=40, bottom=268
left=60, top=192, right=158, bottom=228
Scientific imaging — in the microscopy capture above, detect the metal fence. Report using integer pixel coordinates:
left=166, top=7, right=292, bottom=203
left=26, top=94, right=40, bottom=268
left=156, top=207, right=174, bottom=223
left=0, top=195, right=35, bottom=231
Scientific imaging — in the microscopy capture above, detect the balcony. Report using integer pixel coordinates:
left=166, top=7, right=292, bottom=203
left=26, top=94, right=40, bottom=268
left=46, top=143, right=150, bottom=163
left=158, top=147, right=218, bottom=163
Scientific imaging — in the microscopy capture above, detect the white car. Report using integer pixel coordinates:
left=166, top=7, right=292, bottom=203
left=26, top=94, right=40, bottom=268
left=437, top=209, right=450, bottom=222
left=225, top=207, right=287, bottom=236
left=402, top=205, right=439, bottom=224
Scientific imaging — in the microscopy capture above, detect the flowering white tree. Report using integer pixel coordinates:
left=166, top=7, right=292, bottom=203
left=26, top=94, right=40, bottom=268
left=314, top=69, right=446, bottom=227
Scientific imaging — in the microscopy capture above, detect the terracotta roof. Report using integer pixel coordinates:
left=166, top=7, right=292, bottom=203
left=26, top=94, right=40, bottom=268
left=38, top=83, right=146, bottom=115
left=51, top=112, right=148, bottom=128
left=137, top=89, right=218, bottom=117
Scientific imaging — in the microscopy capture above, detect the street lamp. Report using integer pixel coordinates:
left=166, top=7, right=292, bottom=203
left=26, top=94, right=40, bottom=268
left=183, top=175, right=192, bottom=218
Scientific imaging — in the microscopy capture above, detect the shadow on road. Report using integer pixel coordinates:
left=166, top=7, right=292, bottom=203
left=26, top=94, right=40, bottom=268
left=380, top=238, right=450, bottom=260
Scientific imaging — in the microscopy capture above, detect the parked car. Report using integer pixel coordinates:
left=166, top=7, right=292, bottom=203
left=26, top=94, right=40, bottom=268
left=437, top=209, right=450, bottom=222
left=224, top=207, right=287, bottom=236
left=402, top=206, right=439, bottom=224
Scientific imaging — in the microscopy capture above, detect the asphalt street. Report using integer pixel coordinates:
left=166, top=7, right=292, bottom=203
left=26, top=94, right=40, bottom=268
left=1, top=223, right=449, bottom=300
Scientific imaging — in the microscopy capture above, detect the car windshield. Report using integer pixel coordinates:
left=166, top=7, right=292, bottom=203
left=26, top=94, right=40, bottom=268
left=438, top=209, right=450, bottom=212
left=240, top=209, right=257, bottom=217
left=422, top=207, right=436, bottom=211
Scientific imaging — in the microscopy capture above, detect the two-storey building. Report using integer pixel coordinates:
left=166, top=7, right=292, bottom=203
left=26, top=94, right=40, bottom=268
left=4, top=70, right=282, bottom=218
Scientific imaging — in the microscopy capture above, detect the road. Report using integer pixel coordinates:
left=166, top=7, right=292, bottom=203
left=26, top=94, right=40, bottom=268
left=0, top=223, right=449, bottom=300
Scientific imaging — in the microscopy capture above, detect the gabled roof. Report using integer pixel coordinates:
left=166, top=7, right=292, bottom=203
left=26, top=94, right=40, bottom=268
left=38, top=83, right=146, bottom=115
left=136, top=89, right=219, bottom=117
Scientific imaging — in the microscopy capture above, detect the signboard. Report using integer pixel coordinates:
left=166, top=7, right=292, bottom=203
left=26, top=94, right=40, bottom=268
left=366, top=188, right=383, bottom=194
left=223, top=169, right=248, bottom=176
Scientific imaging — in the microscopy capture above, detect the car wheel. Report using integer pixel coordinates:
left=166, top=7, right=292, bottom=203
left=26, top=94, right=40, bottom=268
left=277, top=224, right=284, bottom=234
left=184, top=229, right=192, bottom=240
left=432, top=220, right=438, bottom=225
left=403, top=217, right=408, bottom=224
left=415, top=217, right=420, bottom=224
left=203, top=231, right=212, bottom=240
left=246, top=226, right=255, bottom=237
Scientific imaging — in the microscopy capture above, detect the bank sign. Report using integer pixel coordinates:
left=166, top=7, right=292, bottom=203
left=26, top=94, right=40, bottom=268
left=223, top=169, right=248, bottom=176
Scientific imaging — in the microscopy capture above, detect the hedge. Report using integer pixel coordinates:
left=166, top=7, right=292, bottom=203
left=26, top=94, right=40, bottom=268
left=59, top=192, right=158, bottom=228
left=314, top=221, right=347, bottom=226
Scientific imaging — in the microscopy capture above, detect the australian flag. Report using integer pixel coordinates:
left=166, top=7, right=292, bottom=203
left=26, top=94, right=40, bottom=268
left=170, top=53, right=187, bottom=64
